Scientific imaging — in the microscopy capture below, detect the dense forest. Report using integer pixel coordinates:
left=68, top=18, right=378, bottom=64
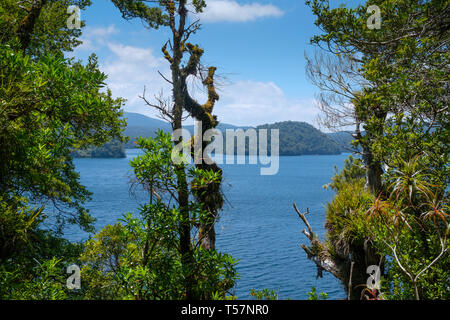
left=72, top=139, right=126, bottom=158
left=257, top=121, right=342, bottom=155
left=98, top=112, right=348, bottom=156
left=0, top=0, right=448, bottom=302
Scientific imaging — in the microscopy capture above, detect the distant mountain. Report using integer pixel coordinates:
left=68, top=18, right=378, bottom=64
left=72, top=139, right=126, bottom=158
left=72, top=112, right=169, bottom=157
left=74, top=112, right=354, bottom=157
left=124, top=112, right=171, bottom=128
left=123, top=112, right=252, bottom=148
left=123, top=112, right=172, bottom=148
left=256, top=121, right=342, bottom=155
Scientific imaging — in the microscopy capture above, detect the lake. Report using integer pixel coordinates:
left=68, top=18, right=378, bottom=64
left=66, top=149, right=349, bottom=300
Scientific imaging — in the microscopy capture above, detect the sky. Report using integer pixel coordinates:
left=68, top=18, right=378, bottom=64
left=70, top=0, right=362, bottom=128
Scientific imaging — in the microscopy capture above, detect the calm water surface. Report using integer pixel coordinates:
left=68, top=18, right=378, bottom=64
left=65, top=150, right=348, bottom=299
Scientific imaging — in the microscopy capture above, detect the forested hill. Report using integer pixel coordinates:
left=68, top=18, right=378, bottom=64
left=256, top=121, right=342, bottom=155
left=123, top=112, right=172, bottom=149
left=73, top=112, right=351, bottom=157
left=71, top=139, right=126, bottom=158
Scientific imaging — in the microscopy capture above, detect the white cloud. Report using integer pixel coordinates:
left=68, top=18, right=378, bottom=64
left=101, top=43, right=172, bottom=116
left=70, top=25, right=172, bottom=119
left=212, top=80, right=319, bottom=127
left=76, top=25, right=120, bottom=51
left=87, top=25, right=119, bottom=37
left=198, top=0, right=284, bottom=23
left=72, top=24, right=320, bottom=127
left=101, top=47, right=319, bottom=126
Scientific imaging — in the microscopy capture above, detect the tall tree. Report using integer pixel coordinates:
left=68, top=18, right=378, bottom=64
left=0, top=0, right=126, bottom=248
left=111, top=0, right=225, bottom=298
left=305, top=51, right=384, bottom=193
left=306, top=0, right=448, bottom=193
left=299, top=0, right=449, bottom=299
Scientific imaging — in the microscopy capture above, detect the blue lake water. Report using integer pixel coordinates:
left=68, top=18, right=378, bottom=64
left=65, top=149, right=349, bottom=300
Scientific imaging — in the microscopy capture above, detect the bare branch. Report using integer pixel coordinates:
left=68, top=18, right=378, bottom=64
left=139, top=87, right=174, bottom=123
left=158, top=70, right=173, bottom=84
left=293, top=203, right=342, bottom=280
left=293, top=204, right=313, bottom=241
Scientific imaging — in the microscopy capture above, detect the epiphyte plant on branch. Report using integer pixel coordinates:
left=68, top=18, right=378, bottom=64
left=298, top=0, right=449, bottom=300
left=111, top=0, right=223, bottom=251
left=109, top=0, right=231, bottom=300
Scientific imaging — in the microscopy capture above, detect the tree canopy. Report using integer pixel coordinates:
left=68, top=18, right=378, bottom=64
left=297, top=0, right=449, bottom=300
left=0, top=0, right=126, bottom=235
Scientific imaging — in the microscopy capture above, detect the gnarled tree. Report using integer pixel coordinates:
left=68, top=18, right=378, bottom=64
left=112, top=0, right=226, bottom=298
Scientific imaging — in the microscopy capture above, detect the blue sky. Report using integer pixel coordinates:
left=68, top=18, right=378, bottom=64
left=71, top=0, right=361, bottom=127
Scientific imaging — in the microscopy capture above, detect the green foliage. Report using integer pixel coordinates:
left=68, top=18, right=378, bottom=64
left=306, top=0, right=449, bottom=300
left=0, top=0, right=126, bottom=300
left=320, top=152, right=448, bottom=300
left=111, top=0, right=169, bottom=29
left=365, top=201, right=449, bottom=300
left=79, top=131, right=239, bottom=300
left=211, top=291, right=237, bottom=300
left=325, top=155, right=365, bottom=191
left=307, top=0, right=448, bottom=180
left=363, top=156, right=449, bottom=300
left=0, top=0, right=237, bottom=302
left=249, top=288, right=279, bottom=300
left=321, top=156, right=373, bottom=260
left=0, top=258, right=68, bottom=300
left=0, top=195, right=44, bottom=260
left=79, top=214, right=237, bottom=301
left=124, top=118, right=347, bottom=156
left=307, top=287, right=328, bottom=300
left=111, top=0, right=207, bottom=30
left=325, top=179, right=373, bottom=259
left=0, top=0, right=92, bottom=57
left=0, top=0, right=126, bottom=232
left=0, top=208, right=84, bottom=299
left=318, top=153, right=449, bottom=299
